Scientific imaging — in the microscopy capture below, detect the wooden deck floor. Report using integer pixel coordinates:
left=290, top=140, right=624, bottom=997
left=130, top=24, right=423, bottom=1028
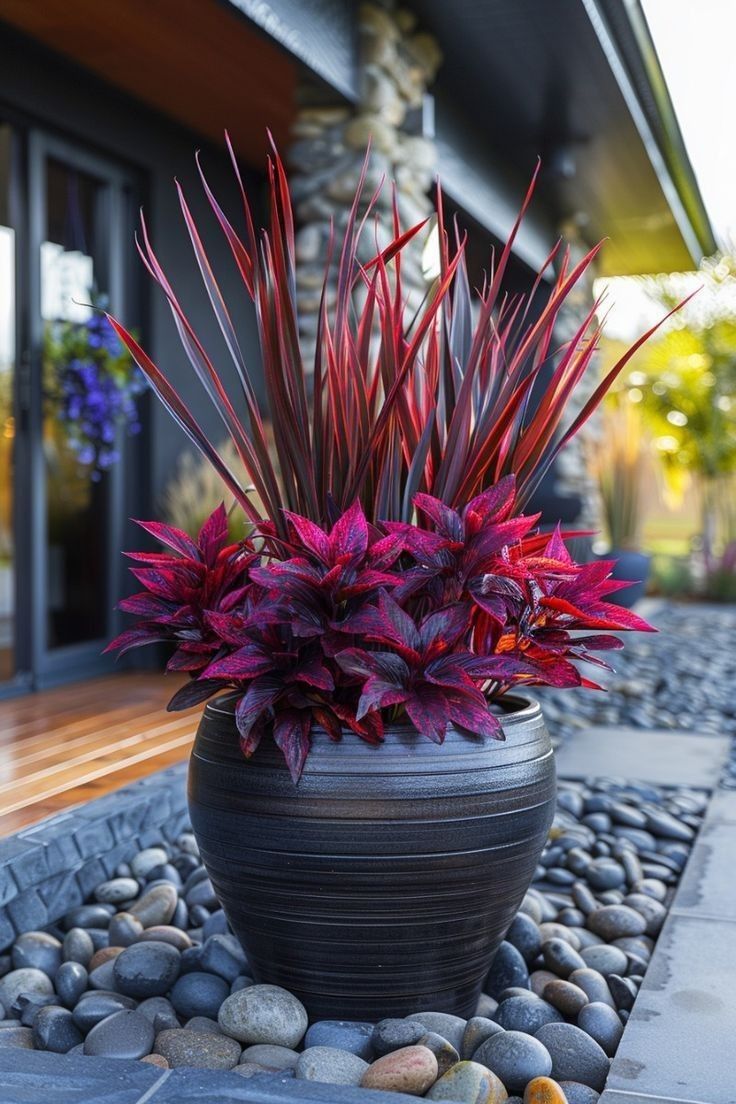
left=0, top=673, right=200, bottom=835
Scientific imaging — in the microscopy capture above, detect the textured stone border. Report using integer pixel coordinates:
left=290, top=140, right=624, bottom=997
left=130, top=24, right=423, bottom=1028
left=0, top=764, right=189, bottom=951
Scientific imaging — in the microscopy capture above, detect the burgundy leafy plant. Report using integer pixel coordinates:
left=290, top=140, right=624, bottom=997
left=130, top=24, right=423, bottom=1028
left=107, top=136, right=671, bottom=780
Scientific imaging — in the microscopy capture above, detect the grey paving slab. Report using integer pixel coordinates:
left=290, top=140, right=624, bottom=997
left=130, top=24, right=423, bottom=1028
left=672, top=815, right=736, bottom=922
left=606, top=913, right=736, bottom=1104
left=149, top=1068, right=422, bottom=1104
left=0, top=1049, right=163, bottom=1104
left=553, top=725, right=730, bottom=789
left=600, top=1094, right=702, bottom=1104
left=699, top=786, right=736, bottom=825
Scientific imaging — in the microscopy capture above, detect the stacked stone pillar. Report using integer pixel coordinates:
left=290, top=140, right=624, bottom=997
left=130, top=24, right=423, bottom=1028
left=289, top=3, right=442, bottom=362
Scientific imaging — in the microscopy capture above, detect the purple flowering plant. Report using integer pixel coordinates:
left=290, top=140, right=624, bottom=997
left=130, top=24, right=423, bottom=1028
left=44, top=297, right=146, bottom=477
left=106, top=138, right=684, bottom=781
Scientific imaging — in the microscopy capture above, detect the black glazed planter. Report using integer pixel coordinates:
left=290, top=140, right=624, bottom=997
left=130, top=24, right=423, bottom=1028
left=188, top=693, right=556, bottom=1020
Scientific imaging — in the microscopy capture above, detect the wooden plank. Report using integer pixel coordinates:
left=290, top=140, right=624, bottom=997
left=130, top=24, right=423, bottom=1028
left=0, top=673, right=199, bottom=834
left=0, top=741, right=192, bottom=835
left=0, top=0, right=297, bottom=167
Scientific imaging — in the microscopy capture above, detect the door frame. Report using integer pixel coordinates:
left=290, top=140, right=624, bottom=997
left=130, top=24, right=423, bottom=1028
left=3, top=123, right=144, bottom=693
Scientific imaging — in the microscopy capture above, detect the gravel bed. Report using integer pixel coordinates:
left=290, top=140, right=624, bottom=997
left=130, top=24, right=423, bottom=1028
left=537, top=602, right=736, bottom=741
left=0, top=777, right=705, bottom=1102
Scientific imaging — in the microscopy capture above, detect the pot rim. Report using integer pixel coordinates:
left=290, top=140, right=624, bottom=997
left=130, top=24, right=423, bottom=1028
left=203, top=689, right=543, bottom=731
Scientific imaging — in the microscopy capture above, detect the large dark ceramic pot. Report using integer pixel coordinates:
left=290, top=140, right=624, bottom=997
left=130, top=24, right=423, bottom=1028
left=188, top=693, right=556, bottom=1020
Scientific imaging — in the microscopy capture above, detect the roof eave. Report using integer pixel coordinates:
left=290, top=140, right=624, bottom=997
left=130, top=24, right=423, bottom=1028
left=583, top=0, right=717, bottom=265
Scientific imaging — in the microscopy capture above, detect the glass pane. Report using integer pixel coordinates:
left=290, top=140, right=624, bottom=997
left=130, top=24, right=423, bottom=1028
left=42, top=158, right=109, bottom=649
left=0, top=126, right=14, bottom=680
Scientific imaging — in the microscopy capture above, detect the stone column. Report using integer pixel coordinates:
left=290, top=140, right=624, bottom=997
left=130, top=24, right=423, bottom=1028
left=289, top=2, right=442, bottom=362
left=549, top=216, right=603, bottom=542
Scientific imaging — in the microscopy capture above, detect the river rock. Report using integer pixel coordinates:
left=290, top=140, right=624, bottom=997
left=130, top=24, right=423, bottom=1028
left=542, top=980, right=589, bottom=1016
left=108, top=913, right=144, bottom=947
left=577, top=1001, right=624, bottom=1056
left=241, top=1043, right=300, bottom=1069
left=131, top=847, right=169, bottom=879
left=185, top=1016, right=221, bottom=1033
left=407, top=1012, right=466, bottom=1052
left=11, top=933, right=62, bottom=978
left=296, top=1045, right=369, bottom=1084
left=644, top=809, right=694, bottom=841
left=141, top=1053, right=170, bottom=1068
left=55, top=962, right=88, bottom=1008
left=185, top=878, right=218, bottom=910
left=84, top=1009, right=154, bottom=1059
left=72, top=992, right=137, bottom=1032
left=539, top=926, right=581, bottom=952
left=129, top=884, right=178, bottom=928
left=138, top=926, right=192, bottom=951
left=419, top=1031, right=460, bottom=1076
left=568, top=969, right=616, bottom=1009
left=473, top=1031, right=553, bottom=1093
left=170, top=971, right=229, bottom=1019
left=155, top=1027, right=241, bottom=1069
left=542, top=939, right=586, bottom=978
left=62, top=905, right=113, bottom=931
left=523, top=1078, right=569, bottom=1104
left=62, top=928, right=94, bottom=967
left=587, top=906, right=646, bottom=941
left=199, top=933, right=248, bottom=981
left=559, top=1083, right=601, bottom=1104
left=485, top=941, right=530, bottom=999
left=360, top=1044, right=439, bottom=1094
left=113, top=940, right=180, bottom=998
left=608, top=974, right=638, bottom=1011
left=218, top=984, right=308, bottom=1047
left=304, top=1019, right=373, bottom=1059
left=235, top=1060, right=287, bottom=1078
left=88, top=946, right=122, bottom=972
left=495, top=993, right=564, bottom=1034
left=506, top=912, right=542, bottom=964
left=579, top=945, right=628, bottom=977
left=0, top=968, right=54, bottom=1008
left=585, top=860, right=626, bottom=891
left=94, top=878, right=139, bottom=905
left=32, top=1005, right=83, bottom=1053
left=427, top=1060, right=508, bottom=1102
left=16, top=995, right=57, bottom=1026
left=0, top=1025, right=33, bottom=1049
left=530, top=970, right=559, bottom=997
left=136, top=996, right=178, bottom=1023
left=534, top=1023, right=610, bottom=1092
left=462, top=1016, right=504, bottom=1059
left=623, top=893, right=666, bottom=936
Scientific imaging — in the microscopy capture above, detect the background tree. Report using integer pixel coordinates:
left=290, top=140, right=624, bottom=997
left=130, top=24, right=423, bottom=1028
left=610, top=251, right=736, bottom=578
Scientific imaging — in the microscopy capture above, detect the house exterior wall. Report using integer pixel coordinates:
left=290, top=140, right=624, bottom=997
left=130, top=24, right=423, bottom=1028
left=0, top=26, right=265, bottom=510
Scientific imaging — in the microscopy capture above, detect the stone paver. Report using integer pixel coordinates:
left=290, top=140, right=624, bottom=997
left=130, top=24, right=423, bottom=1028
left=603, top=913, right=736, bottom=1104
left=553, top=726, right=730, bottom=789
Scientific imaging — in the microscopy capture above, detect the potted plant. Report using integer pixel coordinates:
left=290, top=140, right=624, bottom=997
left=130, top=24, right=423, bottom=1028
left=107, top=140, right=671, bottom=1020
left=590, top=397, right=650, bottom=607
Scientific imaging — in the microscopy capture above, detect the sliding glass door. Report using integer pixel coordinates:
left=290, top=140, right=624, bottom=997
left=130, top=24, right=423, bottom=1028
left=0, top=124, right=17, bottom=688
left=0, top=122, right=142, bottom=694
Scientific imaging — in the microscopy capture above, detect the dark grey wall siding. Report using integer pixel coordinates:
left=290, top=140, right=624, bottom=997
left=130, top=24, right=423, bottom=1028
left=0, top=25, right=265, bottom=505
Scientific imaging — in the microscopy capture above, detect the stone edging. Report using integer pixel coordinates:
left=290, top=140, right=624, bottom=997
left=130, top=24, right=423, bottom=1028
left=0, top=764, right=189, bottom=951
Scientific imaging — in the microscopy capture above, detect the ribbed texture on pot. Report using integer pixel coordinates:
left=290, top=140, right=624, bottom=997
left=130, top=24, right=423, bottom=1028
left=188, top=694, right=556, bottom=1020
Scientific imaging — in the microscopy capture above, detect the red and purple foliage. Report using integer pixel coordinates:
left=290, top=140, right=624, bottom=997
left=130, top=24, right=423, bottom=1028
left=108, top=484, right=652, bottom=781
left=105, top=136, right=674, bottom=780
